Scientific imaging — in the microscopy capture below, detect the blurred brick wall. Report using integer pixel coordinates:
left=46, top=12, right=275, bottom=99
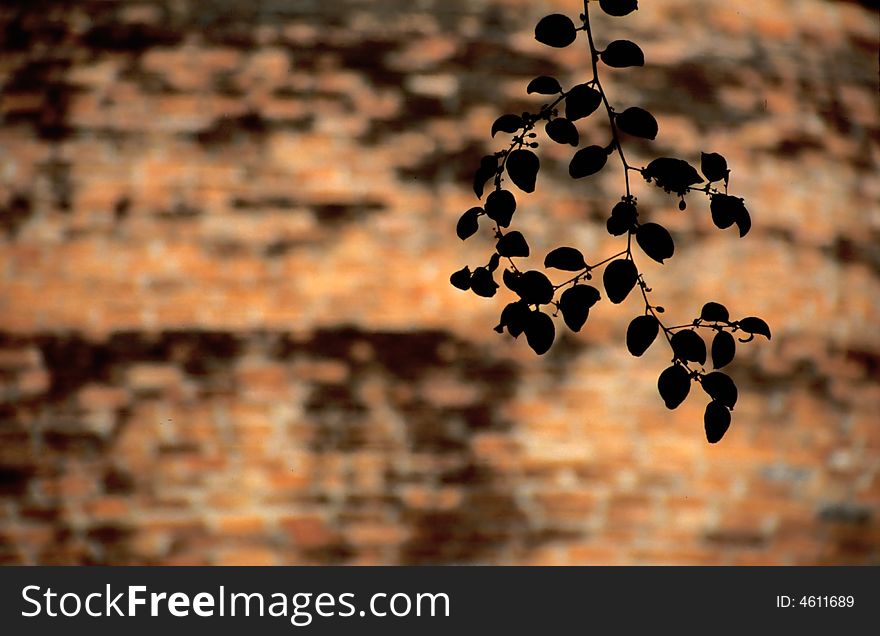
left=0, top=0, right=877, bottom=565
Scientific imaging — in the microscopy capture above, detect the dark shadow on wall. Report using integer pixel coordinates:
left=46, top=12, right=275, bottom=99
left=0, top=328, right=581, bottom=564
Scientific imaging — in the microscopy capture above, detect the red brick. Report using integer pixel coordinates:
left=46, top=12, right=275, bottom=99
left=126, top=364, right=185, bottom=393
left=279, top=515, right=337, bottom=549
left=214, top=514, right=267, bottom=536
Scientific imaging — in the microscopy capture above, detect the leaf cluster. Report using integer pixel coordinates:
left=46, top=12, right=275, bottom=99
left=450, top=1, right=768, bottom=443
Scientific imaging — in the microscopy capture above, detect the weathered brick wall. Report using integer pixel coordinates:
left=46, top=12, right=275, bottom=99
left=0, top=0, right=877, bottom=564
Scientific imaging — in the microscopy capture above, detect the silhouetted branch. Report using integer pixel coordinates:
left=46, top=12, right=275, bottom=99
left=451, top=1, right=770, bottom=443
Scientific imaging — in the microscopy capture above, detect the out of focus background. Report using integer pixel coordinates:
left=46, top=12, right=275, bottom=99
left=0, top=0, right=878, bottom=565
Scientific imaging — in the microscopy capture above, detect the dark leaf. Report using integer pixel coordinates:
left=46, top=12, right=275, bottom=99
left=704, top=400, right=731, bottom=443
left=643, top=157, right=703, bottom=196
left=616, top=106, right=658, bottom=140
left=602, top=259, right=638, bottom=304
left=488, top=252, right=501, bottom=272
left=734, top=205, right=751, bottom=238
left=567, top=284, right=601, bottom=308
left=473, top=171, right=491, bottom=200
left=502, top=268, right=521, bottom=293
left=456, top=207, right=481, bottom=240
left=738, top=316, right=771, bottom=340
left=496, top=301, right=531, bottom=338
left=559, top=285, right=600, bottom=332
left=473, top=155, right=498, bottom=198
left=485, top=190, right=516, bottom=227
left=569, top=145, right=608, bottom=179
left=657, top=364, right=691, bottom=410
left=496, top=231, right=530, bottom=258
left=559, top=300, right=589, bottom=333
left=709, top=193, right=737, bottom=230
left=700, top=301, right=729, bottom=322
left=450, top=266, right=471, bottom=291
left=606, top=214, right=629, bottom=237
left=700, top=152, right=729, bottom=183
left=527, top=75, right=562, bottom=95
left=635, top=222, right=675, bottom=264
left=515, top=270, right=554, bottom=305
left=506, top=149, right=540, bottom=193
left=470, top=267, right=498, bottom=297
left=710, top=194, right=750, bottom=236
left=544, top=246, right=587, bottom=271
left=606, top=200, right=638, bottom=236
left=565, top=84, right=602, bottom=121
left=670, top=329, right=707, bottom=365
left=534, top=14, right=578, bottom=48
left=626, top=314, right=660, bottom=357
left=545, top=118, right=579, bottom=146
left=491, top=114, right=524, bottom=137
left=524, top=310, right=556, bottom=354
left=599, top=0, right=639, bottom=18
left=611, top=200, right=638, bottom=222
left=700, top=371, right=738, bottom=409
left=600, top=40, right=644, bottom=68
left=711, top=331, right=736, bottom=369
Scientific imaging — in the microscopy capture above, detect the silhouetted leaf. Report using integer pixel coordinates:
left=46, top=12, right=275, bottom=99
left=502, top=268, right=521, bottom=293
left=734, top=205, right=751, bottom=238
left=600, top=40, right=644, bottom=68
left=491, top=114, right=524, bottom=137
left=485, top=190, right=516, bottom=228
left=626, top=314, right=659, bottom=357
left=545, top=118, right=579, bottom=146
left=616, top=106, right=658, bottom=140
left=488, top=252, right=501, bottom=272
left=643, top=157, right=703, bottom=195
left=599, top=0, right=639, bottom=17
left=700, top=152, right=729, bottom=183
left=606, top=200, right=638, bottom=236
left=534, top=14, right=578, bottom=48
left=710, top=194, right=750, bottom=236
left=700, top=301, right=729, bottom=322
left=470, top=267, right=498, bottom=297
left=524, top=310, right=556, bottom=354
left=709, top=193, right=737, bottom=229
left=507, top=149, right=539, bottom=193
left=738, top=316, right=771, bottom=340
left=568, top=284, right=601, bottom=308
left=658, top=364, right=690, bottom=409
left=456, top=207, right=481, bottom=240
left=700, top=371, right=738, bottom=409
left=473, top=154, right=498, bottom=198
left=704, top=400, right=731, bottom=443
left=569, top=145, right=608, bottom=179
left=606, top=216, right=628, bottom=237
left=559, top=285, right=600, bottom=332
left=450, top=266, right=471, bottom=291
left=515, top=270, right=554, bottom=305
left=670, top=329, right=707, bottom=365
left=527, top=75, right=562, bottom=95
left=496, top=231, right=530, bottom=258
left=711, top=331, right=736, bottom=369
left=565, top=84, right=602, bottom=121
left=544, top=246, right=587, bottom=271
left=559, top=301, right=588, bottom=333
left=496, top=301, right=530, bottom=338
left=635, top=222, right=675, bottom=263
left=603, top=259, right=638, bottom=304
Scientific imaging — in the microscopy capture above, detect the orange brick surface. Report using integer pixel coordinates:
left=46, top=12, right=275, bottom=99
left=0, top=0, right=877, bottom=565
